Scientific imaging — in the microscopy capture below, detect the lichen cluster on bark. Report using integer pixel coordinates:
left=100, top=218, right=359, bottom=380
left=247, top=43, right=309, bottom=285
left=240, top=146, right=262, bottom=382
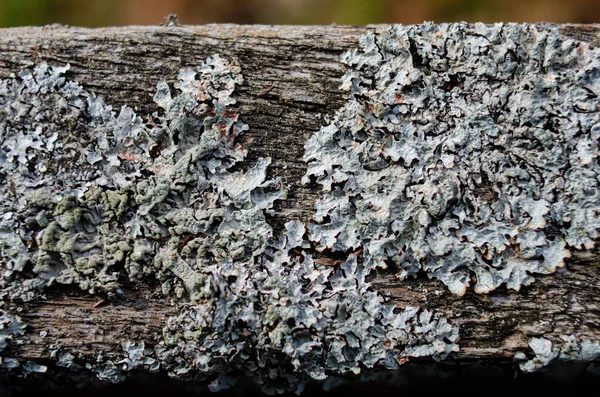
left=1, top=22, right=600, bottom=394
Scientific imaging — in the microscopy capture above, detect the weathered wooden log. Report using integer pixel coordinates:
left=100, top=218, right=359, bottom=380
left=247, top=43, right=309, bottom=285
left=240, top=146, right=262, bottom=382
left=1, top=23, right=600, bottom=393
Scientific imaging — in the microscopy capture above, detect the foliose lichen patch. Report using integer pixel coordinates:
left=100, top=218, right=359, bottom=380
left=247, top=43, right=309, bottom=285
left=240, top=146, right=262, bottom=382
left=516, top=336, right=600, bottom=372
left=0, top=56, right=278, bottom=377
left=304, top=22, right=600, bottom=295
left=0, top=56, right=459, bottom=392
left=0, top=311, right=24, bottom=355
left=0, top=57, right=275, bottom=303
left=155, top=222, right=458, bottom=393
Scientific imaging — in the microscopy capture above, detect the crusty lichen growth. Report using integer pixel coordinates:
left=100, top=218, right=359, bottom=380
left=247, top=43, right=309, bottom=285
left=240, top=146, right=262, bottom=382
left=0, top=57, right=459, bottom=392
left=304, top=22, right=600, bottom=295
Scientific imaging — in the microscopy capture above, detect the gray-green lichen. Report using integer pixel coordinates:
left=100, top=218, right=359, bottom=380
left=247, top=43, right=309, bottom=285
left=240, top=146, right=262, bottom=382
left=516, top=336, right=600, bottom=372
left=0, top=56, right=459, bottom=393
left=71, top=224, right=458, bottom=393
left=155, top=223, right=458, bottom=393
left=0, top=311, right=33, bottom=374
left=0, top=57, right=274, bottom=302
left=0, top=311, right=24, bottom=354
left=304, top=22, right=600, bottom=295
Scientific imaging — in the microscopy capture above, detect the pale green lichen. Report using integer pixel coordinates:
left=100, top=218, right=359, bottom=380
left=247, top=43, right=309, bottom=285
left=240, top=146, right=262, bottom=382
left=155, top=224, right=458, bottom=393
left=0, top=310, right=26, bottom=373
left=516, top=336, right=600, bottom=372
left=0, top=311, right=24, bottom=354
left=5, top=21, right=597, bottom=392
left=0, top=55, right=459, bottom=393
left=0, top=57, right=271, bottom=302
left=304, top=22, right=600, bottom=296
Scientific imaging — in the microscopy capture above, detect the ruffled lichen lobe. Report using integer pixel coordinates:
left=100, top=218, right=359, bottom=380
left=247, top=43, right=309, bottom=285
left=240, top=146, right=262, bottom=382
left=516, top=336, right=600, bottom=372
left=0, top=52, right=459, bottom=392
left=0, top=56, right=280, bottom=377
left=0, top=57, right=273, bottom=303
left=304, top=22, right=600, bottom=295
left=157, top=223, right=458, bottom=393
left=4, top=21, right=599, bottom=391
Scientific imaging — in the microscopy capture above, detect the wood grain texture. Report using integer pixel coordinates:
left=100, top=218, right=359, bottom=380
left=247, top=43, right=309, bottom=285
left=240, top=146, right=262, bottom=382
left=1, top=23, right=600, bottom=367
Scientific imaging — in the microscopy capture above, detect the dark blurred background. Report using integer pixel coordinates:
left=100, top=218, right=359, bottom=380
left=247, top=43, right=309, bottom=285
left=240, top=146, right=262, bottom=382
left=1, top=0, right=600, bottom=27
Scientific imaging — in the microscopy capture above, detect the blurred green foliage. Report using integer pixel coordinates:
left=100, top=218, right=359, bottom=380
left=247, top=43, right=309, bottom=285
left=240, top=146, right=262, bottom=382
left=0, top=0, right=598, bottom=27
left=331, top=0, right=384, bottom=26
left=0, top=0, right=48, bottom=27
left=0, top=0, right=122, bottom=27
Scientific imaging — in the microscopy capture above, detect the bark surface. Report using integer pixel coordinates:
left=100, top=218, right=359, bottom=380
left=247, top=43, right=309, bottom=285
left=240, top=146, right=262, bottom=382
left=0, top=23, right=599, bottom=368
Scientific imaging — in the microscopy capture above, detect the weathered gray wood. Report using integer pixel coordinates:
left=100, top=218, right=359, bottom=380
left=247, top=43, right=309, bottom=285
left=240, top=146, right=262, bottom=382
left=1, top=23, right=600, bottom=371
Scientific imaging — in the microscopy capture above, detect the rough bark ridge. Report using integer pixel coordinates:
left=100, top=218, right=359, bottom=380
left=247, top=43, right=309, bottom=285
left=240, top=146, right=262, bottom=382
left=0, top=23, right=599, bottom=388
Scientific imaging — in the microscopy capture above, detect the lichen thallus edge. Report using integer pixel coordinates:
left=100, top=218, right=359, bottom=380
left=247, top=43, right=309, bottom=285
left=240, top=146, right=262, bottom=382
left=1, top=22, right=599, bottom=393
